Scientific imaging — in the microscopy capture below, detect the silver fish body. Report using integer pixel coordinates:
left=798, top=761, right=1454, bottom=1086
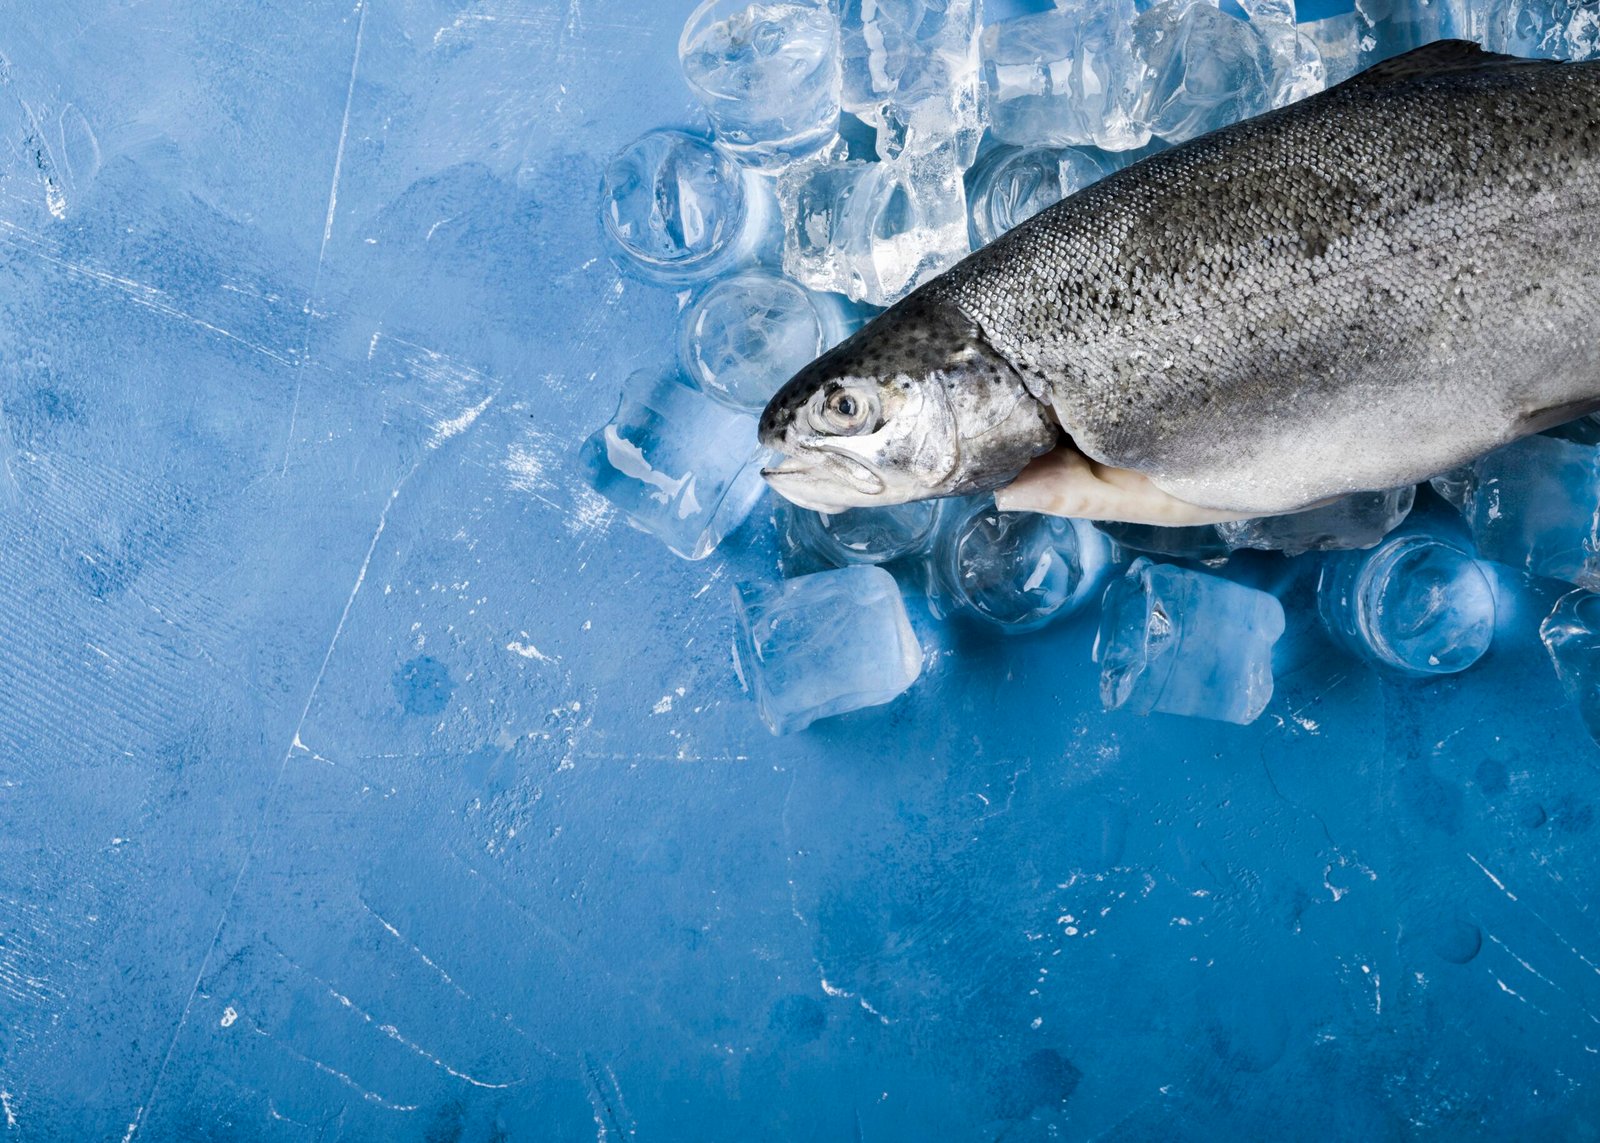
left=760, top=42, right=1600, bottom=520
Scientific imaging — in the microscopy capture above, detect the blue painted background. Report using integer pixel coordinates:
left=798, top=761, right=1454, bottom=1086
left=1, top=1, right=1598, bottom=1139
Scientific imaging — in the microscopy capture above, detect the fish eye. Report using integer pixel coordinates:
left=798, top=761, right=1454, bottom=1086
left=819, top=387, right=877, bottom=435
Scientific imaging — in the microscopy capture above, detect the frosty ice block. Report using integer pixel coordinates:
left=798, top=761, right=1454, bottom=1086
left=677, top=269, right=852, bottom=413
left=732, top=565, right=923, bottom=734
left=600, top=129, right=773, bottom=284
left=1318, top=533, right=1496, bottom=675
left=929, top=498, right=1115, bottom=633
left=1095, top=558, right=1285, bottom=724
left=580, top=370, right=768, bottom=560
left=778, top=142, right=970, bottom=306
left=1541, top=589, right=1600, bottom=745
left=680, top=0, right=842, bottom=170
left=1431, top=434, right=1600, bottom=588
left=980, top=1, right=1150, bottom=151
left=837, top=0, right=984, bottom=164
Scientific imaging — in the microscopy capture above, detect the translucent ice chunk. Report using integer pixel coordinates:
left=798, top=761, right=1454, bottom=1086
left=980, top=2, right=1152, bottom=151
left=1132, top=1, right=1277, bottom=144
left=1094, top=558, right=1285, bottom=724
left=1540, top=589, right=1600, bottom=744
left=1451, top=0, right=1600, bottom=60
left=1235, top=0, right=1326, bottom=107
left=1298, top=11, right=1373, bottom=87
left=929, top=498, right=1115, bottom=633
left=779, top=143, right=970, bottom=306
left=600, top=129, right=773, bottom=284
left=580, top=370, right=769, bottom=560
left=837, top=0, right=985, bottom=163
left=966, top=145, right=1105, bottom=247
left=678, top=270, right=852, bottom=412
left=1092, top=521, right=1232, bottom=562
left=1216, top=486, right=1415, bottom=557
left=732, top=565, right=923, bottom=734
left=1318, top=533, right=1497, bottom=675
left=680, top=0, right=843, bottom=170
left=779, top=499, right=943, bottom=570
left=1431, top=435, right=1600, bottom=588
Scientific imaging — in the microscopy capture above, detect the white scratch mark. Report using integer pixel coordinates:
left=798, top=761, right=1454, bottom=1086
left=220, top=1006, right=238, bottom=1028
left=280, top=0, right=369, bottom=476
left=1, top=1090, right=15, bottom=1128
left=429, top=393, right=494, bottom=448
left=1467, top=853, right=1517, bottom=901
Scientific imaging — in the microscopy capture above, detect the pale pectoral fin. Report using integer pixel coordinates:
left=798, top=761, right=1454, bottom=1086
left=992, top=447, right=1255, bottom=525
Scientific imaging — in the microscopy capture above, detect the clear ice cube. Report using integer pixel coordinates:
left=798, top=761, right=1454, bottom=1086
left=1094, top=558, right=1285, bottom=724
left=1431, top=435, right=1600, bottom=588
left=1297, top=10, right=1374, bottom=87
left=1318, top=533, right=1497, bottom=676
left=1540, top=589, right=1600, bottom=745
left=965, top=145, right=1105, bottom=247
left=600, top=129, right=773, bottom=284
left=778, top=499, right=944, bottom=571
left=1236, top=0, right=1326, bottom=106
left=1132, top=1, right=1277, bottom=144
left=837, top=0, right=985, bottom=164
left=778, top=142, right=970, bottom=306
left=980, top=2, right=1152, bottom=151
left=1450, top=0, right=1600, bottom=60
left=732, top=565, right=923, bottom=734
left=1216, top=486, right=1415, bottom=557
left=580, top=370, right=769, bottom=560
left=680, top=0, right=844, bottom=170
left=928, top=498, right=1115, bottom=633
left=678, top=269, right=853, bottom=412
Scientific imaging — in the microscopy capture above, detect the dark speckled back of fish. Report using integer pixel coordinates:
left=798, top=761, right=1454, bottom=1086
left=923, top=40, right=1600, bottom=514
left=759, top=41, right=1600, bottom=522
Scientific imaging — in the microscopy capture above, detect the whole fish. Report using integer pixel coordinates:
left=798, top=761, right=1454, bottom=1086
left=758, top=41, right=1600, bottom=525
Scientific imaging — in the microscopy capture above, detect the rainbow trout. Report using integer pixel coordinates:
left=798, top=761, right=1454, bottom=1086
left=758, top=41, right=1600, bottom=524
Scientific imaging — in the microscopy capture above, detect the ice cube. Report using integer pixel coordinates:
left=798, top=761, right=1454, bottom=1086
left=680, top=0, right=843, bottom=170
left=1298, top=11, right=1373, bottom=87
left=580, top=370, right=769, bottom=560
left=837, top=0, right=985, bottom=164
left=1235, top=0, right=1326, bottom=106
left=1451, top=0, right=1600, bottom=60
left=1318, top=532, right=1497, bottom=675
left=678, top=269, right=853, bottom=412
left=1216, top=486, right=1415, bottom=557
left=928, top=498, right=1116, bottom=633
left=1132, top=1, right=1277, bottom=144
left=980, top=2, right=1152, bottom=151
left=1094, top=558, right=1285, bottom=724
left=966, top=145, right=1105, bottom=247
left=600, top=129, right=774, bottom=284
left=732, top=565, right=923, bottom=733
left=1091, top=521, right=1233, bottom=562
left=1540, top=589, right=1600, bottom=745
left=778, top=499, right=943, bottom=572
left=1431, top=435, right=1600, bottom=588
left=778, top=142, right=970, bottom=306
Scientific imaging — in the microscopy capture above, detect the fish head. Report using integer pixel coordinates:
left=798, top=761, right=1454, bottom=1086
left=758, top=297, right=1057, bottom=513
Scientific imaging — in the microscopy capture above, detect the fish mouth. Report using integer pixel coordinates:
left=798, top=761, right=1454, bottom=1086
left=761, top=452, right=888, bottom=512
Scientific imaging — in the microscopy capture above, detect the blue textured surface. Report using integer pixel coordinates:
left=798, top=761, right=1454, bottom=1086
left=3, top=3, right=1600, bottom=1139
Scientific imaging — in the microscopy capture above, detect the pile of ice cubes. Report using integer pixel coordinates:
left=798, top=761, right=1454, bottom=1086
left=584, top=0, right=1600, bottom=738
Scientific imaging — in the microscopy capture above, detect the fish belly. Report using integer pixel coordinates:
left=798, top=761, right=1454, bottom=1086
left=936, top=49, right=1600, bottom=515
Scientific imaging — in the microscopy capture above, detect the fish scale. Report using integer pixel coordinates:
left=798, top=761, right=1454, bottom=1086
left=923, top=41, right=1600, bottom=514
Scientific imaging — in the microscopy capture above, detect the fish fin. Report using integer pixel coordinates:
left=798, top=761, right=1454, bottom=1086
left=1516, top=397, right=1600, bottom=435
left=1343, top=40, right=1547, bottom=88
left=994, top=447, right=1255, bottom=525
